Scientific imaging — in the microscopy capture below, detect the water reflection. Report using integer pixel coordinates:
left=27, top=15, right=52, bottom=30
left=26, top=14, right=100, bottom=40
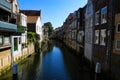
left=40, top=46, right=70, bottom=80
left=0, top=40, right=94, bottom=80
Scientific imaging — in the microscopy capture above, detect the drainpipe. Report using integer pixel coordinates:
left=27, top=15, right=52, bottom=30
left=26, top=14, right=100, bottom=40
left=107, top=0, right=114, bottom=77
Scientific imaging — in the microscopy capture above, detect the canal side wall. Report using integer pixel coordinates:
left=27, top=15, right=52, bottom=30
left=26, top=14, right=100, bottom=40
left=0, top=43, right=35, bottom=76
left=13, top=43, right=34, bottom=62
left=0, top=49, right=12, bottom=76
left=61, top=39, right=94, bottom=71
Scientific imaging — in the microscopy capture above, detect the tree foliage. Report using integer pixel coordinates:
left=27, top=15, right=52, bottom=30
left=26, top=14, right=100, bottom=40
left=27, top=32, right=41, bottom=53
left=43, top=22, right=53, bottom=36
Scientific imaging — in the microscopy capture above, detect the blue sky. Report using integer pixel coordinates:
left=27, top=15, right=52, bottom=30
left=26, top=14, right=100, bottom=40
left=18, top=0, right=87, bottom=28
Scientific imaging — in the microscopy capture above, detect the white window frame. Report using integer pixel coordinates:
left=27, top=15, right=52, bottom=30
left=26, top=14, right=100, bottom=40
left=95, top=11, right=100, bottom=25
left=94, top=30, right=99, bottom=44
left=4, top=36, right=10, bottom=45
left=101, top=6, right=107, bottom=24
left=116, top=23, right=120, bottom=33
left=116, top=40, right=120, bottom=50
left=0, top=35, right=3, bottom=45
left=100, top=29, right=106, bottom=46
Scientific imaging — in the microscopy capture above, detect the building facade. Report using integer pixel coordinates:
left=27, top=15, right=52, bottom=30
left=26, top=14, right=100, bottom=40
left=20, top=10, right=43, bottom=42
left=84, top=0, right=94, bottom=61
left=0, top=0, right=17, bottom=69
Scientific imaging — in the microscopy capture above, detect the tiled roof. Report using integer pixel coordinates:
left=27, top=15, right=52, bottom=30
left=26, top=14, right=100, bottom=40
left=20, top=10, right=41, bottom=16
left=27, top=16, right=39, bottom=23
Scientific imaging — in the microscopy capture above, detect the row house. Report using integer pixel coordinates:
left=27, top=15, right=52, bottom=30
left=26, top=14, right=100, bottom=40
left=42, top=26, right=49, bottom=40
left=20, top=10, right=43, bottom=43
left=0, top=0, right=33, bottom=73
left=57, top=7, right=86, bottom=55
left=76, top=7, right=86, bottom=54
left=92, top=0, right=111, bottom=71
left=84, top=0, right=113, bottom=71
left=54, top=0, right=120, bottom=78
left=70, top=11, right=77, bottom=50
left=10, top=0, right=25, bottom=61
left=85, top=0, right=120, bottom=77
left=64, top=13, right=73, bottom=46
left=0, top=0, right=17, bottom=69
left=111, top=0, right=120, bottom=78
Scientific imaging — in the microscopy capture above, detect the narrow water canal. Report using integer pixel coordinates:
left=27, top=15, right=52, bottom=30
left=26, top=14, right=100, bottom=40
left=0, top=40, right=94, bottom=80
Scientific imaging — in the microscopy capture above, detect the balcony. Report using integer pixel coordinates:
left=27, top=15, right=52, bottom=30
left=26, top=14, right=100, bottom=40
left=0, top=0, right=11, bottom=12
left=0, top=21, right=17, bottom=32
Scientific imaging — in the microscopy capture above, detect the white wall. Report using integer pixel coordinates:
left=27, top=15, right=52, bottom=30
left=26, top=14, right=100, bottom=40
left=11, top=36, right=22, bottom=57
left=36, top=17, right=43, bottom=42
left=84, top=0, right=94, bottom=61
left=11, top=0, right=19, bottom=14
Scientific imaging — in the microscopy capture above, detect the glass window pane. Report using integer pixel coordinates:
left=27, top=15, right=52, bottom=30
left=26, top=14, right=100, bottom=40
left=101, top=6, right=107, bottom=24
left=95, top=11, right=100, bottom=25
left=0, top=35, right=2, bottom=45
left=117, top=41, right=120, bottom=49
left=14, top=38, right=18, bottom=51
left=100, top=29, right=106, bottom=45
left=4, top=37, right=10, bottom=44
left=117, top=24, right=120, bottom=32
left=94, top=30, right=99, bottom=44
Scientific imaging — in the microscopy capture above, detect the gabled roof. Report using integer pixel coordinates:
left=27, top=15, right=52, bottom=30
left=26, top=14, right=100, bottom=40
left=20, top=10, right=41, bottom=16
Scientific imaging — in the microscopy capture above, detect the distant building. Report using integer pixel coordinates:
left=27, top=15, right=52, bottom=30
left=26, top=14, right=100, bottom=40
left=43, top=26, right=49, bottom=40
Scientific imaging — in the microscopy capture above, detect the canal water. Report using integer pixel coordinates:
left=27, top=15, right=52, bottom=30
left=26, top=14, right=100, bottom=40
left=0, top=40, right=94, bottom=80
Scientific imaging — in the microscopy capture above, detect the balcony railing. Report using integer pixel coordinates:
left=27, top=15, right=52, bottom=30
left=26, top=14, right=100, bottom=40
left=0, top=21, right=17, bottom=32
left=0, top=0, right=11, bottom=12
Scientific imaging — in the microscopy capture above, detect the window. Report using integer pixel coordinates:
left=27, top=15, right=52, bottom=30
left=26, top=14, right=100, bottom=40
left=15, top=5, right=18, bottom=13
left=14, top=38, right=18, bottom=51
left=79, top=33, right=83, bottom=43
left=117, top=23, right=120, bottom=33
left=94, top=30, right=99, bottom=44
left=78, top=11, right=80, bottom=18
left=116, top=40, right=120, bottom=50
left=88, top=16, right=93, bottom=27
left=95, top=11, right=100, bottom=25
left=77, top=22, right=80, bottom=30
left=4, top=36, right=10, bottom=45
left=100, top=29, right=106, bottom=46
left=19, top=37, right=21, bottom=44
left=101, top=6, right=107, bottom=24
left=0, top=35, right=3, bottom=45
left=77, top=31, right=84, bottom=43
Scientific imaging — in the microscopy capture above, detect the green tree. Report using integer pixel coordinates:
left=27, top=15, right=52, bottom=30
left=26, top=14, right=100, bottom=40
left=43, top=22, right=53, bottom=36
left=27, top=32, right=41, bottom=53
left=27, top=32, right=35, bottom=45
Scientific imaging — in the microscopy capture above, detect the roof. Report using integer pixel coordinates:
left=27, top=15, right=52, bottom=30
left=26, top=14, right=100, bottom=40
left=20, top=10, right=41, bottom=16
left=27, top=16, right=39, bottom=23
